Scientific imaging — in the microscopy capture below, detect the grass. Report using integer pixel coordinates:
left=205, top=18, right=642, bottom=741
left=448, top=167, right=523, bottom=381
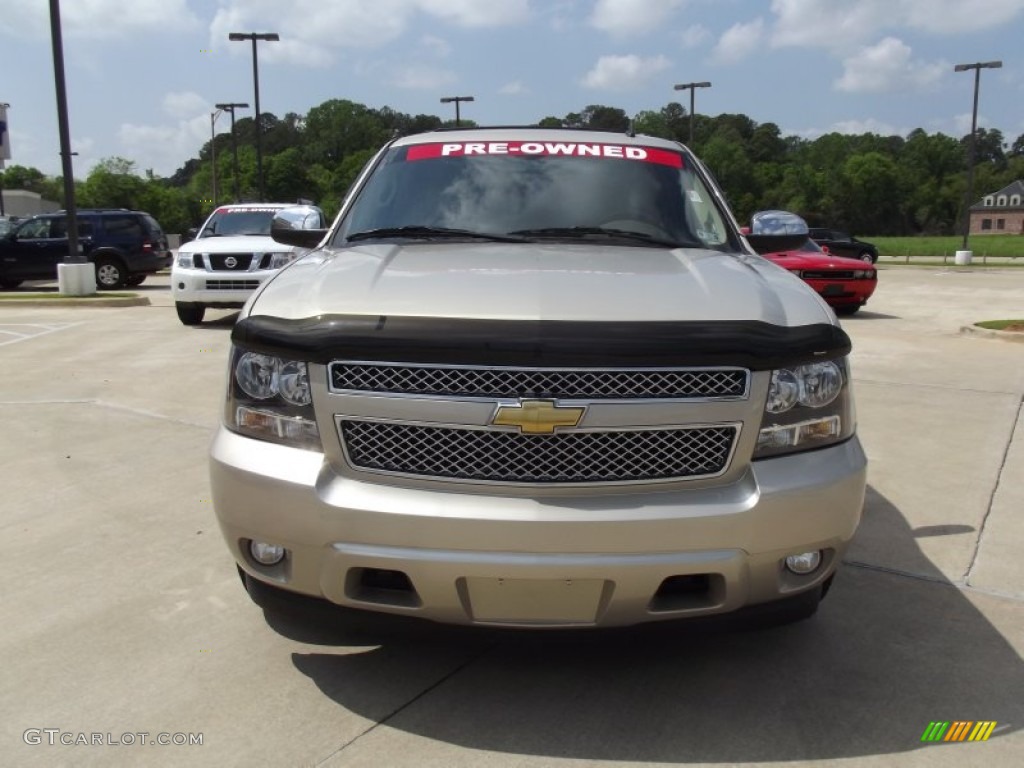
left=0, top=291, right=139, bottom=301
left=975, top=319, right=1024, bottom=331
left=871, top=235, right=1024, bottom=259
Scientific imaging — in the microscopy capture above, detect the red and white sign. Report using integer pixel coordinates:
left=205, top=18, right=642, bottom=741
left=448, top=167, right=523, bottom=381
left=406, top=141, right=683, bottom=168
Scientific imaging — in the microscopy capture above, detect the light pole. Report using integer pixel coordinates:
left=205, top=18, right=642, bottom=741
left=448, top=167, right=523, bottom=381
left=229, top=32, right=278, bottom=202
left=0, top=102, right=9, bottom=216
left=215, top=102, right=249, bottom=202
left=672, top=81, right=711, bottom=145
left=440, top=96, right=474, bottom=126
left=210, top=108, right=223, bottom=206
left=954, top=60, right=1002, bottom=251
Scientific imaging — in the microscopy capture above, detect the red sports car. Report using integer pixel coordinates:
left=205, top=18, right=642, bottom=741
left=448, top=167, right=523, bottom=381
left=762, top=238, right=877, bottom=315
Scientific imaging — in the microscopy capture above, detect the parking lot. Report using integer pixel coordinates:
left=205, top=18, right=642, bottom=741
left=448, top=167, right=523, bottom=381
left=2, top=267, right=1022, bottom=767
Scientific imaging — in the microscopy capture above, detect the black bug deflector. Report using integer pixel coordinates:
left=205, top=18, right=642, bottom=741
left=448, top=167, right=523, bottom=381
left=232, top=315, right=851, bottom=371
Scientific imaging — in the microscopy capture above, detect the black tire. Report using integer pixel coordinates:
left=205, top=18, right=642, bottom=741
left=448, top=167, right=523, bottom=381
left=94, top=257, right=127, bottom=290
left=126, top=274, right=146, bottom=286
left=0, top=278, right=23, bottom=290
left=859, top=251, right=875, bottom=263
left=834, top=304, right=861, bottom=316
left=175, top=302, right=206, bottom=325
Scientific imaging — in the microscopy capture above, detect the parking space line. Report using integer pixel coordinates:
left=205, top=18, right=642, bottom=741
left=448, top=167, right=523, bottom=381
left=0, top=322, right=83, bottom=347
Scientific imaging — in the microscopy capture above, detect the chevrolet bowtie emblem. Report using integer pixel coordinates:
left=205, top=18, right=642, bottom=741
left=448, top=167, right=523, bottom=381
left=491, top=400, right=586, bottom=434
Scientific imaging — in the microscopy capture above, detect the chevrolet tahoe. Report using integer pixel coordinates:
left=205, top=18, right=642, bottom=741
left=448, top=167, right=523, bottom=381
left=210, top=128, right=867, bottom=628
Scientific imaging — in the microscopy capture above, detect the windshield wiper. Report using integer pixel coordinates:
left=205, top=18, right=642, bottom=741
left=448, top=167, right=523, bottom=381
left=346, top=226, right=527, bottom=243
left=508, top=226, right=697, bottom=249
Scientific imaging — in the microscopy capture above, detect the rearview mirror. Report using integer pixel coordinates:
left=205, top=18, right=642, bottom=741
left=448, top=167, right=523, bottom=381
left=745, top=210, right=810, bottom=254
left=270, top=206, right=329, bottom=249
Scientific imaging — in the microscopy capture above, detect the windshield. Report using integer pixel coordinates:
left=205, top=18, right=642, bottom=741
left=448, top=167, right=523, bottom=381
left=335, top=140, right=736, bottom=251
left=200, top=207, right=282, bottom=238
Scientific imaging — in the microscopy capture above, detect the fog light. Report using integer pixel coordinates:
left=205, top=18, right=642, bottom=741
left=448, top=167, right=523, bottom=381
left=249, top=540, right=286, bottom=566
left=785, top=550, right=822, bottom=575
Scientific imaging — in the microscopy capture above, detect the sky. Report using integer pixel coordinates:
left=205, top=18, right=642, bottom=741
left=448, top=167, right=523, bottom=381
left=1, top=0, right=1023, bottom=180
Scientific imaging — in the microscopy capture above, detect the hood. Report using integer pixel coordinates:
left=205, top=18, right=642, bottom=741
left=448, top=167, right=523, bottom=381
left=249, top=242, right=832, bottom=327
left=765, top=251, right=872, bottom=270
left=178, top=235, right=301, bottom=254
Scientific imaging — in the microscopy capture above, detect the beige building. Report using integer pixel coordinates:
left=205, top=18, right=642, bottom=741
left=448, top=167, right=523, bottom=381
left=969, top=180, right=1024, bottom=235
left=0, top=189, right=60, bottom=218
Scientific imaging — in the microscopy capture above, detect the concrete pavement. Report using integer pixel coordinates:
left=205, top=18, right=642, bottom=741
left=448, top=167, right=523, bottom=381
left=1, top=267, right=1022, bottom=767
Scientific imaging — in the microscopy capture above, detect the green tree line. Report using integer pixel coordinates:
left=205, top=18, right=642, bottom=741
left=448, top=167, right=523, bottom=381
left=4, top=99, right=1023, bottom=236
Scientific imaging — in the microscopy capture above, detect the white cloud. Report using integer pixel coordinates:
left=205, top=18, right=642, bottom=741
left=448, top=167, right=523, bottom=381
left=680, top=24, right=710, bottom=48
left=770, top=0, right=1024, bottom=50
left=0, top=0, right=199, bottom=39
left=589, top=0, right=685, bottom=37
left=499, top=81, right=530, bottom=95
left=416, top=0, right=530, bottom=27
left=829, top=118, right=902, bottom=136
left=711, top=19, right=764, bottom=65
left=419, top=35, right=452, bottom=58
left=162, top=92, right=209, bottom=119
left=581, top=54, right=672, bottom=90
left=391, top=66, right=457, bottom=91
left=834, top=37, right=946, bottom=93
left=118, top=112, right=212, bottom=177
left=209, top=0, right=530, bottom=67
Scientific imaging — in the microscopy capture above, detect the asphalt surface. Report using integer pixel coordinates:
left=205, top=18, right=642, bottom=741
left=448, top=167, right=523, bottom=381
left=2, top=267, right=1022, bottom=767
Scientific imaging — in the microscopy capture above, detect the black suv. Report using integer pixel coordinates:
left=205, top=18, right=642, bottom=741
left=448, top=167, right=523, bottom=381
left=0, top=209, right=171, bottom=290
left=808, top=228, right=878, bottom=263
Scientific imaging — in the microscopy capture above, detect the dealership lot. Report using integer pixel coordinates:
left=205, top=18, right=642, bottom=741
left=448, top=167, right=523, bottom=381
left=2, top=267, right=1022, bottom=767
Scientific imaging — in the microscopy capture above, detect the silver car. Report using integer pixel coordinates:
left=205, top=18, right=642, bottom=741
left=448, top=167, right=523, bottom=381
left=211, top=128, right=867, bottom=628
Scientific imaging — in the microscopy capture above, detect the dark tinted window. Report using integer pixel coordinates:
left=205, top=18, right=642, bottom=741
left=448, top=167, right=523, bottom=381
left=49, top=217, right=94, bottom=238
left=103, top=216, right=144, bottom=239
left=200, top=207, right=281, bottom=237
left=337, top=141, right=734, bottom=250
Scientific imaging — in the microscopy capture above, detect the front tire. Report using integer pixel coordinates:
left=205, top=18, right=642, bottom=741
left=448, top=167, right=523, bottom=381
left=94, top=257, right=127, bottom=289
left=175, top=302, right=206, bottom=325
left=859, top=251, right=875, bottom=263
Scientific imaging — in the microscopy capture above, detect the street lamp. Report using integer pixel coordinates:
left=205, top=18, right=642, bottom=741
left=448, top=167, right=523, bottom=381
left=440, top=96, right=474, bottom=126
left=0, top=101, right=9, bottom=216
left=228, top=32, right=279, bottom=202
left=215, top=102, right=249, bottom=202
left=210, top=108, right=223, bottom=206
left=954, top=60, right=1002, bottom=251
left=672, top=81, right=711, bottom=145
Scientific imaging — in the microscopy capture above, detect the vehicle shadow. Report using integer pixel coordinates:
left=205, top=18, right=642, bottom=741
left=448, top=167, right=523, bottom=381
left=260, top=484, right=1021, bottom=762
left=842, top=310, right=901, bottom=321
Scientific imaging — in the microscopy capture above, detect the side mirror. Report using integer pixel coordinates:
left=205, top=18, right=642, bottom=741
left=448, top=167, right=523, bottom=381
left=745, top=210, right=810, bottom=254
left=270, top=207, right=329, bottom=249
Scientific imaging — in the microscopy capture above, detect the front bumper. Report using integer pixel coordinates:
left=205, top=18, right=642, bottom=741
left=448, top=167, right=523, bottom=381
left=211, top=429, right=867, bottom=628
left=171, top=267, right=276, bottom=306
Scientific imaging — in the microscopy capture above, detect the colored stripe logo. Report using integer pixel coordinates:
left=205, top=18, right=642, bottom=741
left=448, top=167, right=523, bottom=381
left=921, top=721, right=997, bottom=742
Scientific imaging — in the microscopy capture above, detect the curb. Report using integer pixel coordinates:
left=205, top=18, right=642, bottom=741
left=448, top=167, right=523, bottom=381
left=0, top=296, right=151, bottom=309
left=960, top=324, right=1024, bottom=343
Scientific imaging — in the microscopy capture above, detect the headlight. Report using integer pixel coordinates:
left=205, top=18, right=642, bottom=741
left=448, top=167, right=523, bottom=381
left=754, top=358, right=855, bottom=458
left=268, top=252, right=298, bottom=269
left=225, top=348, right=321, bottom=450
left=177, top=251, right=198, bottom=268
left=788, top=269, right=803, bottom=277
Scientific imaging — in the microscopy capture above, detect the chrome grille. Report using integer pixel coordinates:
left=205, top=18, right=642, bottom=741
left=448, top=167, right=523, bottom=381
left=330, top=363, right=748, bottom=400
left=205, top=279, right=260, bottom=290
left=340, top=420, right=738, bottom=483
left=208, top=253, right=254, bottom=271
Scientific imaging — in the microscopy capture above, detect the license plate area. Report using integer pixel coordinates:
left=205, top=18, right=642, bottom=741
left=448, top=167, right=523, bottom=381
left=822, top=284, right=847, bottom=296
left=462, top=577, right=608, bottom=625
